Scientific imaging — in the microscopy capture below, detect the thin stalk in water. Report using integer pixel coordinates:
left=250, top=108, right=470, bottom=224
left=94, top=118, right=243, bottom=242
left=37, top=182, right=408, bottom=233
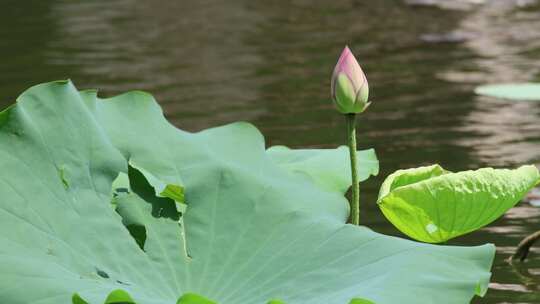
left=346, top=113, right=359, bottom=225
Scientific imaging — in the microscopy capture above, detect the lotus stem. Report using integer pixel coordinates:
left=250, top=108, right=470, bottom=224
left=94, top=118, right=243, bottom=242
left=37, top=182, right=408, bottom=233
left=346, top=114, right=359, bottom=225
left=511, top=229, right=540, bottom=262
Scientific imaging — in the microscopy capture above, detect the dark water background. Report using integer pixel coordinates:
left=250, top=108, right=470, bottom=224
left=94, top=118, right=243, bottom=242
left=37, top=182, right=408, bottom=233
left=1, top=0, right=540, bottom=302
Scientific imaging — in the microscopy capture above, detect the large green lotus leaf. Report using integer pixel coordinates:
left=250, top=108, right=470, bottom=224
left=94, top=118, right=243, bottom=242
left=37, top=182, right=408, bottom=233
left=266, top=146, right=379, bottom=194
left=378, top=165, right=540, bottom=243
left=0, top=81, right=494, bottom=304
left=475, top=83, right=540, bottom=101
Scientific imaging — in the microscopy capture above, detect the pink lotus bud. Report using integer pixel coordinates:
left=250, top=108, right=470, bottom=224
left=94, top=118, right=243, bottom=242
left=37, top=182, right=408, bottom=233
left=331, top=46, right=370, bottom=114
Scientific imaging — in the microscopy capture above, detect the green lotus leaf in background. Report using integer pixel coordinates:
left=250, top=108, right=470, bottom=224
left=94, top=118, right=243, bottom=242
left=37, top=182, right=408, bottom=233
left=475, top=83, right=540, bottom=101
left=0, top=81, right=494, bottom=304
left=378, top=165, right=540, bottom=243
left=267, top=146, right=379, bottom=194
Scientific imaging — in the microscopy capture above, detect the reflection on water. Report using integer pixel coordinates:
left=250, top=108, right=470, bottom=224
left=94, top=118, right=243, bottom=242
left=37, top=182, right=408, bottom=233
left=1, top=0, right=540, bottom=303
left=439, top=0, right=540, bottom=166
left=48, top=0, right=269, bottom=128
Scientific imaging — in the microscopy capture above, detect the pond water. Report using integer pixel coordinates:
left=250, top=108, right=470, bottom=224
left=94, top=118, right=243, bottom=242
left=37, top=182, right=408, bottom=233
left=1, top=0, right=540, bottom=302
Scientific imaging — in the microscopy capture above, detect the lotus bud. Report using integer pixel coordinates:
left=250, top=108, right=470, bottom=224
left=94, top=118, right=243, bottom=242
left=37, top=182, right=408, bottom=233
left=331, top=46, right=370, bottom=114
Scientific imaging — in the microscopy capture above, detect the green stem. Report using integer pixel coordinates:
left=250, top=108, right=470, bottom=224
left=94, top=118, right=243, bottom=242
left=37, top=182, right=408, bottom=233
left=346, top=114, right=359, bottom=225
